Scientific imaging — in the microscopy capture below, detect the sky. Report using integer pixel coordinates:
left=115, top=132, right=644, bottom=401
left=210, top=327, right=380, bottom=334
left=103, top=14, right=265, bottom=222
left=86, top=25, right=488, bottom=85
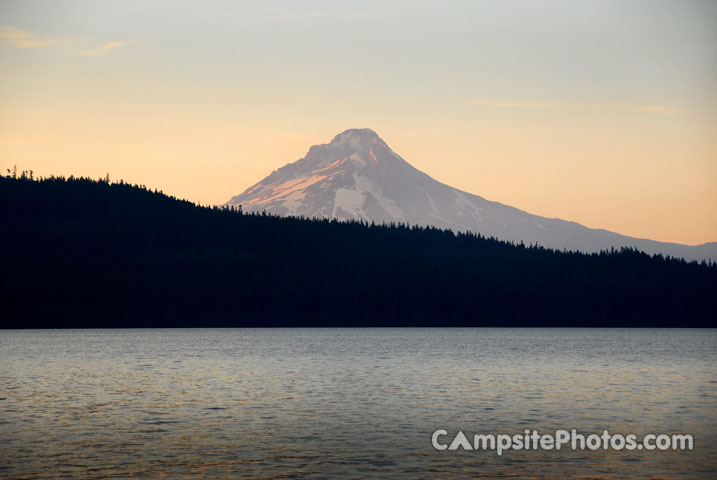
left=1, top=0, right=715, bottom=245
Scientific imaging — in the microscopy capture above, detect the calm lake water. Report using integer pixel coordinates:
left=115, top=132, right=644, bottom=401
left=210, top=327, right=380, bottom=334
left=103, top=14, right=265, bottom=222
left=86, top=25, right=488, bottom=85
left=1, top=328, right=715, bottom=479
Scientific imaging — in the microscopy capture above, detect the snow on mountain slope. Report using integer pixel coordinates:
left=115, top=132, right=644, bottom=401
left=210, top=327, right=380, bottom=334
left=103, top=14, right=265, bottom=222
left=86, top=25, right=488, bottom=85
left=225, top=128, right=717, bottom=262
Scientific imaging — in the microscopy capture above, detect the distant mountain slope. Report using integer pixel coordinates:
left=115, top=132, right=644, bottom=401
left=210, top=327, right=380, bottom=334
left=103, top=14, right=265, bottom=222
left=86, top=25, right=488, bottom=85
left=226, top=128, right=716, bottom=261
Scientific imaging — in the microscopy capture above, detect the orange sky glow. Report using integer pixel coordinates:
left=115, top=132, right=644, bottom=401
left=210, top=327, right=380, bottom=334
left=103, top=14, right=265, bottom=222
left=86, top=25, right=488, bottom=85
left=1, top=0, right=715, bottom=245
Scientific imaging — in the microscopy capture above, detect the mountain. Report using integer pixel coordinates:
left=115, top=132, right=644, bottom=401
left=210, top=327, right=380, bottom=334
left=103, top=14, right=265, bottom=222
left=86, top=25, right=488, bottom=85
left=226, top=128, right=716, bottom=262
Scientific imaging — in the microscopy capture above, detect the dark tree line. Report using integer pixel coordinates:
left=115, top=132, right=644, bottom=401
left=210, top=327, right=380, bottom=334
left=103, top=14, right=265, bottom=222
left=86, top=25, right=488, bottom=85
left=1, top=174, right=715, bottom=328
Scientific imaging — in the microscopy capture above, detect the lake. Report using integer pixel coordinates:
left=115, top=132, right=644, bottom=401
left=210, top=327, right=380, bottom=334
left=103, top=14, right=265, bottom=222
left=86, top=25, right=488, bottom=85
left=1, top=328, right=715, bottom=478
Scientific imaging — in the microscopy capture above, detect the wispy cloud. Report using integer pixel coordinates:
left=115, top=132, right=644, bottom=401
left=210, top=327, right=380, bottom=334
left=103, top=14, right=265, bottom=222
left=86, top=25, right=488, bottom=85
left=582, top=103, right=672, bottom=114
left=1, top=26, right=132, bottom=57
left=80, top=40, right=132, bottom=57
left=466, top=97, right=672, bottom=115
left=0, top=26, right=69, bottom=48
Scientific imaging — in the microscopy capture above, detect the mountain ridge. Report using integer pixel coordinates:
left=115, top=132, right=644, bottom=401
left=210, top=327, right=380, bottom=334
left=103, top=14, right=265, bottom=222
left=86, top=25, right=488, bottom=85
left=2, top=174, right=715, bottom=327
left=226, top=128, right=716, bottom=261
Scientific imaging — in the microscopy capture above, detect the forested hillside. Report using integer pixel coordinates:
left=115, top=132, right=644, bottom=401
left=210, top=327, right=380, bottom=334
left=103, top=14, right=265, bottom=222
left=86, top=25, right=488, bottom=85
left=1, top=175, right=715, bottom=327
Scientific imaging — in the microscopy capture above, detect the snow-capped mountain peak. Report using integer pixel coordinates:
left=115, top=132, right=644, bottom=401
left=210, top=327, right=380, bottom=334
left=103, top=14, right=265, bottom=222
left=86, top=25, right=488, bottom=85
left=227, top=128, right=414, bottom=222
left=331, top=127, right=380, bottom=147
left=225, top=128, right=717, bottom=261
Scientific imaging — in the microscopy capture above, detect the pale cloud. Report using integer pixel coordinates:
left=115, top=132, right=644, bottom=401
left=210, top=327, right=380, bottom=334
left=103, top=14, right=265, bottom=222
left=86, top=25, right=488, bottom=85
left=0, top=26, right=68, bottom=48
left=80, top=40, right=132, bottom=56
left=0, top=26, right=131, bottom=56
left=466, top=98, right=672, bottom=115
left=582, top=103, right=672, bottom=114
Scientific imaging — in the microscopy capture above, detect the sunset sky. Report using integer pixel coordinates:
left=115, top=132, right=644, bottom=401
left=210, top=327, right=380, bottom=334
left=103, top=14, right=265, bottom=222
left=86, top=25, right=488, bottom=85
left=1, top=0, right=715, bottom=245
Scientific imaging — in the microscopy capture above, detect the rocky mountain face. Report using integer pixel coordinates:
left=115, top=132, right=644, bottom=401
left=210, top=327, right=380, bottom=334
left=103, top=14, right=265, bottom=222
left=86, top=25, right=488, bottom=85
left=225, top=128, right=716, bottom=262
